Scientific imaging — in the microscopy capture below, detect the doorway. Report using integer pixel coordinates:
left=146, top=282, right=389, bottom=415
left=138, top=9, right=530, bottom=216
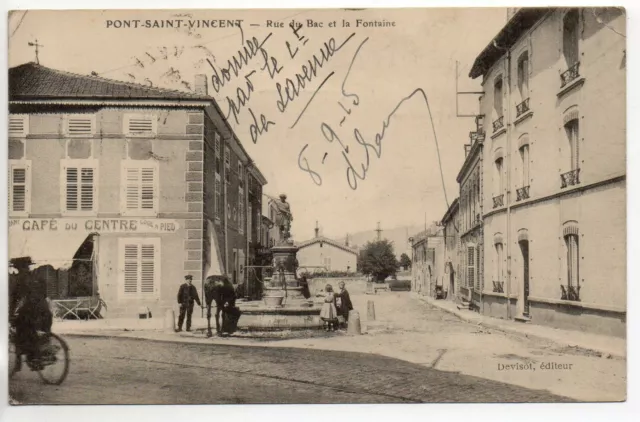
left=519, top=240, right=530, bottom=316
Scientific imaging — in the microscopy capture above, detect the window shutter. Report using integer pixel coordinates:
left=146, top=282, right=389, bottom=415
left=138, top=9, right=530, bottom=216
left=467, top=246, right=475, bottom=288
left=67, top=116, right=94, bottom=136
left=80, top=168, right=94, bottom=211
left=122, top=164, right=157, bottom=214
left=140, top=244, right=155, bottom=293
left=140, top=168, right=155, bottom=209
left=9, top=115, right=27, bottom=137
left=125, top=167, right=140, bottom=210
left=125, top=114, right=156, bottom=137
left=66, top=167, right=79, bottom=211
left=11, top=167, right=27, bottom=212
left=215, top=179, right=221, bottom=218
left=124, top=244, right=139, bottom=294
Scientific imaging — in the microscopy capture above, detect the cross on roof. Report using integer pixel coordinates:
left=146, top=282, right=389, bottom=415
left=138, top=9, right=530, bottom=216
left=28, top=39, right=44, bottom=64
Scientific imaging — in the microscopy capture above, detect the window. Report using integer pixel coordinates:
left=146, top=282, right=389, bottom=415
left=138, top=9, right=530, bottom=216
left=565, top=234, right=579, bottom=287
left=565, top=119, right=579, bottom=171
left=494, top=157, right=504, bottom=196
left=61, top=160, right=98, bottom=215
left=238, top=186, right=245, bottom=234
left=467, top=246, right=475, bottom=288
left=224, top=148, right=231, bottom=184
left=517, top=52, right=529, bottom=99
left=494, top=77, right=503, bottom=117
left=215, top=179, right=222, bottom=221
left=65, top=115, right=95, bottom=137
left=520, top=144, right=530, bottom=187
left=563, top=9, right=580, bottom=68
left=9, top=115, right=28, bottom=138
left=495, top=242, right=504, bottom=283
left=8, top=161, right=31, bottom=215
left=124, top=113, right=157, bottom=137
left=121, top=162, right=158, bottom=215
left=214, top=133, right=221, bottom=175
left=119, top=238, right=160, bottom=297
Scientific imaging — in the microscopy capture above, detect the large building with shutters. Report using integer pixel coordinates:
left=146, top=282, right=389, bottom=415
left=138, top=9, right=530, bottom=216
left=467, top=8, right=625, bottom=336
left=8, top=62, right=267, bottom=318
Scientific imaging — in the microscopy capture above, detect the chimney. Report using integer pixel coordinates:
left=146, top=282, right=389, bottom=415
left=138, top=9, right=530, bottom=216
left=194, top=74, right=208, bottom=95
left=345, top=234, right=350, bottom=247
left=314, top=221, right=319, bottom=238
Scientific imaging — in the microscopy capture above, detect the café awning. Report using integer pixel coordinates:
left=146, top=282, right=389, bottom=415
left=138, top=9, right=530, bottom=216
left=9, top=231, right=95, bottom=271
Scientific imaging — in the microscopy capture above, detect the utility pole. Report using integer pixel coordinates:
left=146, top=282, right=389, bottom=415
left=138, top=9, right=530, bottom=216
left=28, top=39, right=44, bottom=64
left=375, top=222, right=382, bottom=241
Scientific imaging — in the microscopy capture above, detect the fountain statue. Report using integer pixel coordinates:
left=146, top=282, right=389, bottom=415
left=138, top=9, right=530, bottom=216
left=233, top=192, right=321, bottom=331
left=263, top=193, right=306, bottom=303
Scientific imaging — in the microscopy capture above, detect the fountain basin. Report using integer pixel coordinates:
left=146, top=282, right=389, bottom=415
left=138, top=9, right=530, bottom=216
left=263, top=295, right=285, bottom=307
left=235, top=300, right=323, bottom=330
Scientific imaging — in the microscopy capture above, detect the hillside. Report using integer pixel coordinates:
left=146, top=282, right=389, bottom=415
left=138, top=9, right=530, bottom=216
left=336, top=224, right=424, bottom=258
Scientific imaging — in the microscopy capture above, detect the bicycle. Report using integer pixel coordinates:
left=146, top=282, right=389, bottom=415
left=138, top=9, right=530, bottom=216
left=9, top=326, right=70, bottom=385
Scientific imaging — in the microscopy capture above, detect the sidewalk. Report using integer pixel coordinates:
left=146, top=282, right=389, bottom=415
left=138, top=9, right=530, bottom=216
left=50, top=292, right=626, bottom=401
left=415, top=294, right=626, bottom=359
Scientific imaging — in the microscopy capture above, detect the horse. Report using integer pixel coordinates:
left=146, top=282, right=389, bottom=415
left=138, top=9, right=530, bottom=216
left=203, top=275, right=237, bottom=337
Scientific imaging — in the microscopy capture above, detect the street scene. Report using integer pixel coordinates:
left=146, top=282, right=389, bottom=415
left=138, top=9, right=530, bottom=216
left=6, top=6, right=626, bottom=406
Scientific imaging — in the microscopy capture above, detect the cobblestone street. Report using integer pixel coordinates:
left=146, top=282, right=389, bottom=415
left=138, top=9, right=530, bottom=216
left=9, top=335, right=572, bottom=405
left=10, top=292, right=626, bottom=404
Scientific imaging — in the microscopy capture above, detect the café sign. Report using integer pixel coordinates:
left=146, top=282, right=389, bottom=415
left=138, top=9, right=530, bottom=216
left=9, top=218, right=180, bottom=233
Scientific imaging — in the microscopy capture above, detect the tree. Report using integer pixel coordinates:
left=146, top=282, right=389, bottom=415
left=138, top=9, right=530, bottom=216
left=359, top=240, right=399, bottom=282
left=399, top=253, right=412, bottom=270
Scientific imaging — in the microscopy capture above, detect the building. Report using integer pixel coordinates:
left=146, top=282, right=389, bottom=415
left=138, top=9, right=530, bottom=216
left=409, top=223, right=444, bottom=297
left=468, top=7, right=625, bottom=336
left=441, top=198, right=460, bottom=301
left=296, top=225, right=358, bottom=274
left=456, top=128, right=485, bottom=310
left=8, top=62, right=267, bottom=317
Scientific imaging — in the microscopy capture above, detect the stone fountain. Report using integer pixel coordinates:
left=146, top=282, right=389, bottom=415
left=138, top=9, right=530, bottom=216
left=237, top=194, right=322, bottom=330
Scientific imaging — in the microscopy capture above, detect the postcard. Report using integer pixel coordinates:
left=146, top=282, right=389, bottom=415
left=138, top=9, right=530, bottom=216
left=6, top=7, right=626, bottom=405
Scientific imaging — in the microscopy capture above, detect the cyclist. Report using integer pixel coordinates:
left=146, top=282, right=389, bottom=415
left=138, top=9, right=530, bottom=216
left=9, top=256, right=54, bottom=370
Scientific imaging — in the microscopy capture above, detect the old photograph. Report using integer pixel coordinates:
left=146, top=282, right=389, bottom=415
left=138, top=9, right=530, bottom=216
left=5, top=6, right=626, bottom=405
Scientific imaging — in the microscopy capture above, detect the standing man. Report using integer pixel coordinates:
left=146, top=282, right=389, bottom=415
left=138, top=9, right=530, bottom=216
left=176, top=275, right=201, bottom=332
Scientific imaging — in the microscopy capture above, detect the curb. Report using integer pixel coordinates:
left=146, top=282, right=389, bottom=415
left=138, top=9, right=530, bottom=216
left=415, top=295, right=625, bottom=360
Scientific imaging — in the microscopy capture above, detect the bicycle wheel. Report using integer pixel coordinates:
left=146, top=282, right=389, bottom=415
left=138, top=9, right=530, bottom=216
left=37, top=333, right=70, bottom=385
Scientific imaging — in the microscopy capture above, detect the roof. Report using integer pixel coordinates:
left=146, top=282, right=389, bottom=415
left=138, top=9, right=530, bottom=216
left=9, top=62, right=212, bottom=102
left=469, top=8, right=550, bottom=79
left=441, top=198, right=460, bottom=224
left=296, top=236, right=359, bottom=255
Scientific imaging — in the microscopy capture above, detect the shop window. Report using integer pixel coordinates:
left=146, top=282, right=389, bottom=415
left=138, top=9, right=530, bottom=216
left=119, top=238, right=160, bottom=296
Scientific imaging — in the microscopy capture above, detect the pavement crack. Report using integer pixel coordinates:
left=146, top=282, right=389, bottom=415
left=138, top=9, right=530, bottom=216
left=430, top=349, right=447, bottom=369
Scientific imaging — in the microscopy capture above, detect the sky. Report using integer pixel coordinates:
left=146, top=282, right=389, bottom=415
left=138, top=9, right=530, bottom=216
left=8, top=8, right=507, bottom=240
